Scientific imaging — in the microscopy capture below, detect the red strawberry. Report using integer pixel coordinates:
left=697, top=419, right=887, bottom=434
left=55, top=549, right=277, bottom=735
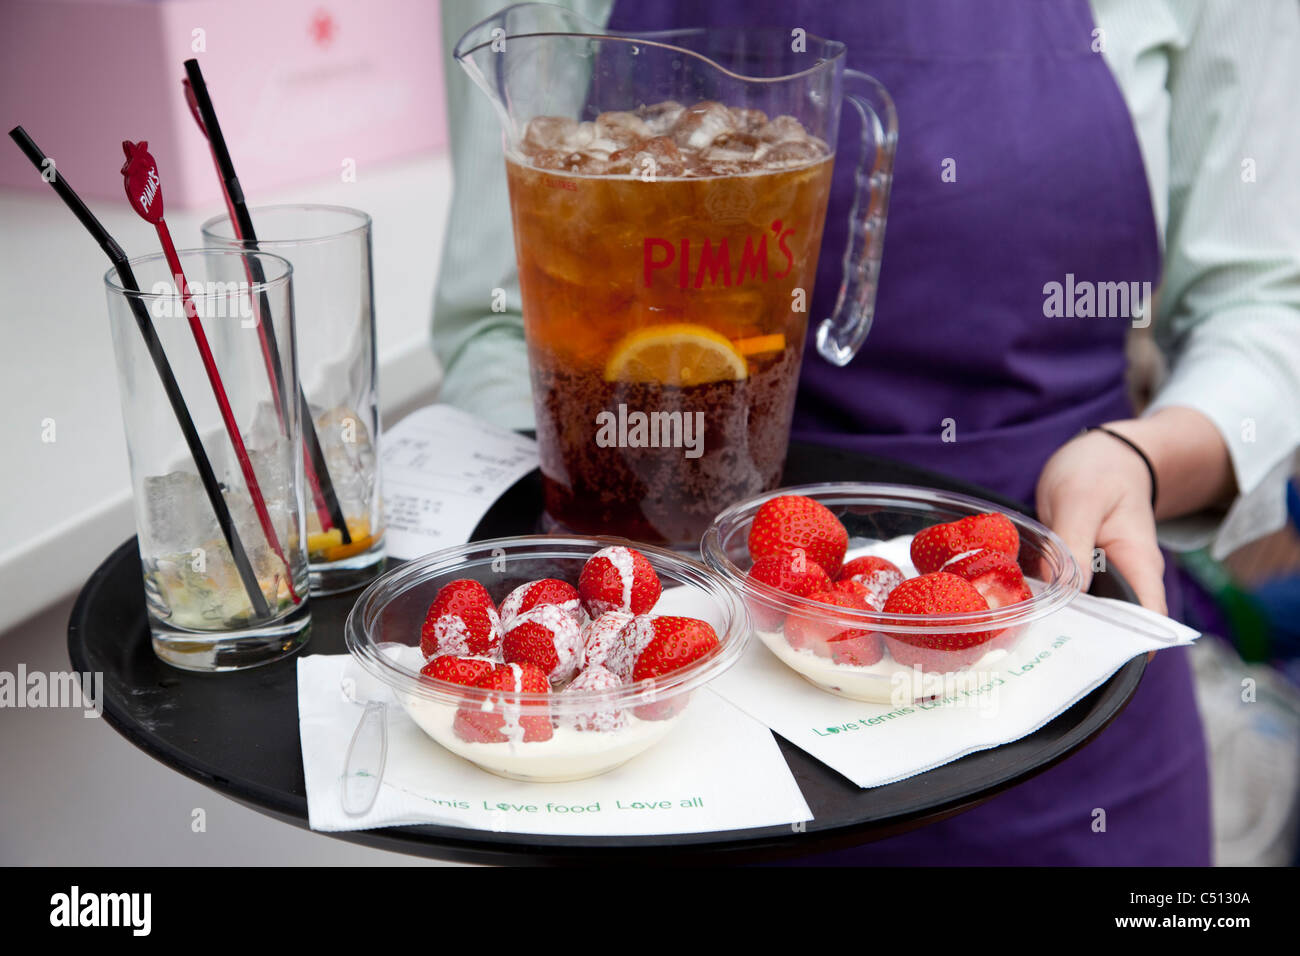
left=603, top=615, right=657, bottom=682
left=831, top=578, right=887, bottom=612
left=499, top=578, right=583, bottom=628
left=578, top=546, right=661, bottom=617
left=783, top=589, right=883, bottom=665
left=420, top=655, right=495, bottom=687
left=746, top=550, right=834, bottom=628
left=836, top=555, right=905, bottom=608
left=881, top=572, right=1001, bottom=671
left=827, top=633, right=884, bottom=666
left=632, top=616, right=720, bottom=680
left=452, top=662, right=553, bottom=743
left=420, top=579, right=502, bottom=659
left=632, top=689, right=690, bottom=723
left=910, top=512, right=1019, bottom=574
left=884, top=626, right=1021, bottom=672
left=501, top=604, right=584, bottom=683
left=562, top=664, right=626, bottom=732
left=581, top=610, right=635, bottom=670
left=748, top=495, right=848, bottom=576
left=943, top=549, right=1032, bottom=609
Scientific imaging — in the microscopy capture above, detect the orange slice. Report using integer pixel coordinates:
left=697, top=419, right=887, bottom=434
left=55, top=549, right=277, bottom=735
left=307, top=517, right=375, bottom=562
left=734, top=333, right=785, bottom=356
left=604, top=323, right=748, bottom=386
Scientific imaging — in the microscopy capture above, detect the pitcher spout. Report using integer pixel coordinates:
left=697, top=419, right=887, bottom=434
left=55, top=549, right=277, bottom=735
left=453, top=2, right=608, bottom=140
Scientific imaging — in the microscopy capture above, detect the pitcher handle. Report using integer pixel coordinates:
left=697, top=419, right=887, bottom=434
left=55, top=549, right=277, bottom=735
left=816, top=68, right=898, bottom=367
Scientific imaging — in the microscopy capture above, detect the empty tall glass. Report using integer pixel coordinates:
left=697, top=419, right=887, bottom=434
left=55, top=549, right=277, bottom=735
left=103, top=249, right=311, bottom=671
left=203, top=205, right=384, bottom=594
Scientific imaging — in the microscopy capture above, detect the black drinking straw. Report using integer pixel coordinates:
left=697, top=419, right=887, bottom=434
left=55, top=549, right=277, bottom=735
left=9, top=125, right=271, bottom=619
left=183, top=59, right=352, bottom=546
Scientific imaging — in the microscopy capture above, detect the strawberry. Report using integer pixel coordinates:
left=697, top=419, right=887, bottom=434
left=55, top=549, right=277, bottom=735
left=909, top=512, right=1019, bottom=574
left=603, top=615, right=658, bottom=682
left=746, top=550, right=834, bottom=628
left=632, top=690, right=690, bottom=723
left=881, top=572, right=1001, bottom=671
left=578, top=546, right=662, bottom=617
left=943, top=548, right=1032, bottom=609
left=882, top=572, right=992, bottom=646
left=749, top=550, right=833, bottom=595
left=836, top=555, right=905, bottom=608
left=581, top=610, right=635, bottom=670
left=632, top=616, right=720, bottom=680
left=831, top=578, right=884, bottom=611
left=562, top=664, right=626, bottom=732
left=420, top=655, right=496, bottom=687
left=452, top=662, right=553, bottom=743
left=501, top=604, right=584, bottom=683
left=783, top=589, right=883, bottom=665
left=748, top=495, right=848, bottom=576
left=499, top=578, right=583, bottom=629
left=420, top=579, right=502, bottom=659
left=827, top=631, right=885, bottom=666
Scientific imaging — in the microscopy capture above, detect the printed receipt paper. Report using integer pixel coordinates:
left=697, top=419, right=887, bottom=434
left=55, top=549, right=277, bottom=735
left=381, top=404, right=539, bottom=558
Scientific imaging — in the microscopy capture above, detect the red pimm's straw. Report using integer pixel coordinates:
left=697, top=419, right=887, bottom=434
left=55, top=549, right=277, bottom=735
left=121, top=140, right=302, bottom=605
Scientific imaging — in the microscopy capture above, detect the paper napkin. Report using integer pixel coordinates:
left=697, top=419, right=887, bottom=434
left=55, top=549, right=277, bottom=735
left=298, top=654, right=811, bottom=836
left=708, top=593, right=1198, bottom=789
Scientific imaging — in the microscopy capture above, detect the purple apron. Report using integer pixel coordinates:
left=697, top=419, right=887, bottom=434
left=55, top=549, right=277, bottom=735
left=608, top=0, right=1211, bottom=864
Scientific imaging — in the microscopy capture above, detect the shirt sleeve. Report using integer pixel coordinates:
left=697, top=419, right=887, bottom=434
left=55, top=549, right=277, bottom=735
left=431, top=0, right=533, bottom=429
left=1113, top=0, right=1300, bottom=558
left=432, top=0, right=614, bottom=430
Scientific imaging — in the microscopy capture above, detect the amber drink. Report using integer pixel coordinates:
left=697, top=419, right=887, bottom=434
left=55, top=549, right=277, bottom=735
left=506, top=101, right=834, bottom=545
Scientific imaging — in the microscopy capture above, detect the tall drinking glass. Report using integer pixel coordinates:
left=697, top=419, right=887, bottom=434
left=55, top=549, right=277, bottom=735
left=202, top=205, right=384, bottom=594
left=104, top=249, right=311, bottom=671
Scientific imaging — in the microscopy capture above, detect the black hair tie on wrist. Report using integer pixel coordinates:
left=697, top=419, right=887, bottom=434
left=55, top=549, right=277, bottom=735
left=1087, top=426, right=1158, bottom=511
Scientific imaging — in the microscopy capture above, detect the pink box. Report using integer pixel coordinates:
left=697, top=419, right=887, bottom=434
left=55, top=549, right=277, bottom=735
left=1, top=0, right=448, bottom=208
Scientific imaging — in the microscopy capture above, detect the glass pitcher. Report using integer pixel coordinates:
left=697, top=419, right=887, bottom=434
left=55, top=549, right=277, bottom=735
left=455, top=3, right=897, bottom=546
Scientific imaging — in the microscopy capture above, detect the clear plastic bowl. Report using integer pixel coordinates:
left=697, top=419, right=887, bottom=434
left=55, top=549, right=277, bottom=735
left=700, top=482, right=1083, bottom=703
left=345, top=535, right=749, bottom=782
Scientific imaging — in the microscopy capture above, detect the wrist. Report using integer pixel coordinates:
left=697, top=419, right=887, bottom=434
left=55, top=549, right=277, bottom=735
left=1100, top=408, right=1235, bottom=520
left=1089, top=425, right=1158, bottom=510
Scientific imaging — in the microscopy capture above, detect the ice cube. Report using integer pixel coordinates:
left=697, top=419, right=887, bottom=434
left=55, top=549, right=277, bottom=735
left=610, top=135, right=686, bottom=179
left=757, top=114, right=807, bottom=144
left=596, top=111, right=652, bottom=148
left=729, top=107, right=769, bottom=134
left=670, top=101, right=735, bottom=151
left=142, top=471, right=222, bottom=557
left=316, top=405, right=376, bottom=516
left=523, top=116, right=577, bottom=152
left=638, top=100, right=685, bottom=135
left=761, top=138, right=827, bottom=168
left=703, top=132, right=762, bottom=164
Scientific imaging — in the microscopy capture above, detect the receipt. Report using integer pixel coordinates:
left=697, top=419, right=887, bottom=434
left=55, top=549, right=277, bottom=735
left=380, top=405, right=538, bottom=559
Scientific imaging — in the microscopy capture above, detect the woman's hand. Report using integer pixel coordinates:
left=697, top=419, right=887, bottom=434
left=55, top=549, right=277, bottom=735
left=1036, top=428, right=1166, bottom=613
left=1035, top=406, right=1236, bottom=615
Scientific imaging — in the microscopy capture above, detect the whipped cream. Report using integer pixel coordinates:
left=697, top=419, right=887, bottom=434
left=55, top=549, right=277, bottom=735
left=390, top=643, right=682, bottom=781
left=401, top=692, right=679, bottom=782
left=756, top=626, right=1012, bottom=704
